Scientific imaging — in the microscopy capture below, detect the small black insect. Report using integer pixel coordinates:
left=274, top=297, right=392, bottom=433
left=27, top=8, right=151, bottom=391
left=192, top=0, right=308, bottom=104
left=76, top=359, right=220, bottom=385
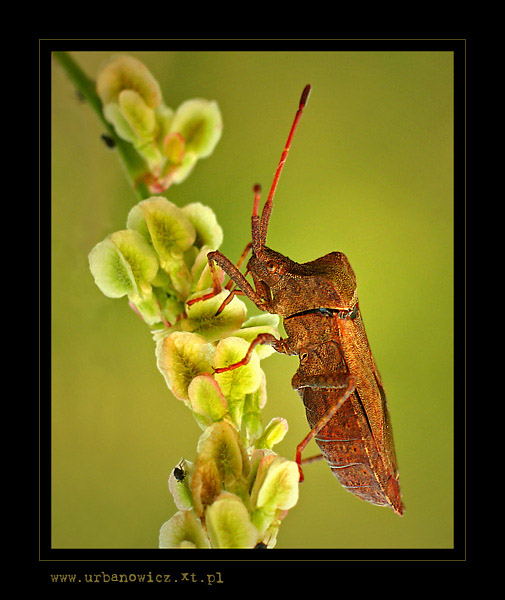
left=173, top=461, right=186, bottom=482
left=253, top=541, right=268, bottom=549
left=101, top=134, right=116, bottom=149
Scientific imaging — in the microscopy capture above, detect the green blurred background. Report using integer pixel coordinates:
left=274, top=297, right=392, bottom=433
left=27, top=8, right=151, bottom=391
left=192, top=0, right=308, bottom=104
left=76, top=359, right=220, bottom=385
left=51, top=49, right=454, bottom=549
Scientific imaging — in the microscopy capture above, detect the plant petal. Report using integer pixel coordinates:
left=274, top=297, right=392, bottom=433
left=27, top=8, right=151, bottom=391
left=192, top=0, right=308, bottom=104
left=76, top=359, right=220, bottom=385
left=254, top=456, right=299, bottom=513
left=102, top=102, right=139, bottom=144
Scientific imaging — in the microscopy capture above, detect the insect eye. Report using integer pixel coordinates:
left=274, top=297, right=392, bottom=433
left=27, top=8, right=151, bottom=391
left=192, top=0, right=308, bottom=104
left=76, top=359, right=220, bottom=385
left=266, top=261, right=278, bottom=273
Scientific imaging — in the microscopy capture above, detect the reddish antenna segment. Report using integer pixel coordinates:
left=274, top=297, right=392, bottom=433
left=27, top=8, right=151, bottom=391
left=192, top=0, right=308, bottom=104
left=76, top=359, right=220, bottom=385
left=258, top=84, right=311, bottom=248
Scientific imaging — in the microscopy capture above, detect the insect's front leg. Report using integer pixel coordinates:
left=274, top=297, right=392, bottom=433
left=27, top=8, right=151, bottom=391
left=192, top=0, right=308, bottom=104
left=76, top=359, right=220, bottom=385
left=187, top=248, right=272, bottom=315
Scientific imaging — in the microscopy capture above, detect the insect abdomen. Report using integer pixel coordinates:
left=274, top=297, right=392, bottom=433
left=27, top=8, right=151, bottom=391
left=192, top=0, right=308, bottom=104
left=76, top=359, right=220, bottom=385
left=302, top=388, right=391, bottom=508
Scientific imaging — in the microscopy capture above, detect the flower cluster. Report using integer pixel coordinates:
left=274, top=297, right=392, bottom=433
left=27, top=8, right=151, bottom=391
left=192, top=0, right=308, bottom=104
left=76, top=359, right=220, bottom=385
left=160, top=422, right=300, bottom=549
left=96, top=55, right=222, bottom=193
left=89, top=196, right=299, bottom=548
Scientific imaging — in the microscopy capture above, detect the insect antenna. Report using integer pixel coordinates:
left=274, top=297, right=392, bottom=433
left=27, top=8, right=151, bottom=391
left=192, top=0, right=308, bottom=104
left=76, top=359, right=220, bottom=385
left=257, top=84, right=311, bottom=250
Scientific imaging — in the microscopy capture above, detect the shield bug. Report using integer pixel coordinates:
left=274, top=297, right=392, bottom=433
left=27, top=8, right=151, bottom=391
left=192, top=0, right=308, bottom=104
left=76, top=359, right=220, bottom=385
left=189, top=85, right=404, bottom=515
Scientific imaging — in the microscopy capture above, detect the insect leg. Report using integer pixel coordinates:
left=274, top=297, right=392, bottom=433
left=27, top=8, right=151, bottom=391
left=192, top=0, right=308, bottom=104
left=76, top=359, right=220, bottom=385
left=300, top=453, right=324, bottom=465
left=214, top=333, right=292, bottom=373
left=295, top=374, right=356, bottom=482
left=208, top=250, right=273, bottom=313
left=217, top=243, right=254, bottom=314
left=225, top=241, right=252, bottom=290
left=187, top=249, right=271, bottom=314
left=186, top=251, right=225, bottom=305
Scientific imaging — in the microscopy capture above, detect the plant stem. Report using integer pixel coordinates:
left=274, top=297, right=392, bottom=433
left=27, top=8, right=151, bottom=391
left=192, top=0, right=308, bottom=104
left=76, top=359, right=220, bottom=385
left=53, top=51, right=151, bottom=201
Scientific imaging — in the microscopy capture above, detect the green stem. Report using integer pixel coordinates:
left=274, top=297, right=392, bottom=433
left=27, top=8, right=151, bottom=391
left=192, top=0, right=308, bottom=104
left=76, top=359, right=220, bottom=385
left=53, top=51, right=151, bottom=201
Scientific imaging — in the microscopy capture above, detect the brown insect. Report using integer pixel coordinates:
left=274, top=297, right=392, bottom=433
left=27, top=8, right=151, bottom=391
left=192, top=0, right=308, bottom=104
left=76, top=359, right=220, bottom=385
left=188, top=85, right=404, bottom=515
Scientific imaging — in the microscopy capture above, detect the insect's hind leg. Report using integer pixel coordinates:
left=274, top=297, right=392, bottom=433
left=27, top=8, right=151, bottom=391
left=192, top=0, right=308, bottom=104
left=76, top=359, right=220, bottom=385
left=295, top=373, right=356, bottom=482
left=300, top=453, right=325, bottom=465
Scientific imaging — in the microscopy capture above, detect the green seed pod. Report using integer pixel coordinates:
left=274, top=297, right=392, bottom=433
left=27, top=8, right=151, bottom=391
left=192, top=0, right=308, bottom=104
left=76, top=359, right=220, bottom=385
left=97, top=54, right=162, bottom=109
left=88, top=229, right=159, bottom=301
left=156, top=332, right=214, bottom=401
left=205, top=492, right=259, bottom=549
left=159, top=510, right=210, bottom=549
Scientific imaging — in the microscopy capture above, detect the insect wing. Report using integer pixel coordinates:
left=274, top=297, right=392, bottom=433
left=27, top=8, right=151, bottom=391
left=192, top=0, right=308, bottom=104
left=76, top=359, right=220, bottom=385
left=336, top=310, right=400, bottom=480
